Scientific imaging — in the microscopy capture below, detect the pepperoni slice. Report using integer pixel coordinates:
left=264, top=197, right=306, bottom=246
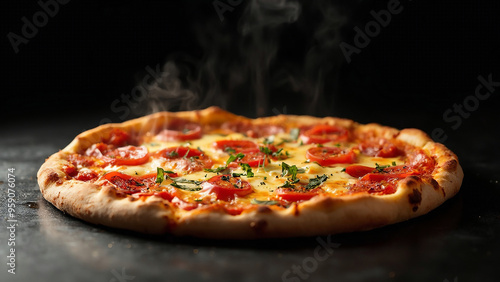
left=300, top=125, right=349, bottom=144
left=344, top=165, right=375, bottom=178
left=106, top=128, right=130, bottom=147
left=84, top=144, right=150, bottom=166
left=201, top=175, right=253, bottom=201
left=221, top=122, right=284, bottom=138
left=156, top=119, right=202, bottom=141
left=359, top=140, right=404, bottom=158
left=153, top=146, right=213, bottom=173
left=213, top=140, right=258, bottom=152
left=103, top=145, right=150, bottom=166
left=103, top=172, right=157, bottom=194
left=306, top=147, right=356, bottom=166
left=276, top=187, right=322, bottom=202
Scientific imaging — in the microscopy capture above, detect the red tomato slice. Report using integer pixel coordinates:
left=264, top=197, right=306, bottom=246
left=345, top=165, right=375, bottom=178
left=276, top=187, right=322, bottom=202
left=74, top=169, right=98, bottom=181
left=103, top=145, right=150, bottom=166
left=300, top=125, right=349, bottom=144
left=213, top=140, right=258, bottom=152
left=201, top=175, right=253, bottom=201
left=306, top=147, right=356, bottom=166
left=156, top=120, right=202, bottom=141
left=154, top=146, right=203, bottom=159
left=359, top=140, right=403, bottom=158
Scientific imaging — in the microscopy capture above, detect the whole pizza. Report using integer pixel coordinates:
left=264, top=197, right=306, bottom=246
left=37, top=107, right=463, bottom=239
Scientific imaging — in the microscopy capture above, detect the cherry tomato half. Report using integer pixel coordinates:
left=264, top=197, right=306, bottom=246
left=276, top=187, right=322, bottom=202
left=344, top=165, right=375, bottom=178
left=201, top=175, right=253, bottom=201
left=300, top=125, right=349, bottom=144
left=306, top=147, right=356, bottom=166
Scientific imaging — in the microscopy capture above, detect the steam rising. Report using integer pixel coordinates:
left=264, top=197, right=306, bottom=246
left=137, top=0, right=347, bottom=118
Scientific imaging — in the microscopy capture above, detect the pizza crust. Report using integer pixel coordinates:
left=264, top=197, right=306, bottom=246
left=37, top=106, right=463, bottom=239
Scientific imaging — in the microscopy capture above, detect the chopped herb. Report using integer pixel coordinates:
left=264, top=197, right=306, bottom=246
left=239, top=163, right=254, bottom=177
left=259, top=146, right=273, bottom=155
left=182, top=149, right=191, bottom=158
left=221, top=175, right=231, bottom=181
left=305, top=174, right=329, bottom=190
left=290, top=128, right=300, bottom=141
left=205, top=153, right=245, bottom=174
left=375, top=163, right=391, bottom=173
left=156, top=167, right=167, bottom=183
left=263, top=136, right=275, bottom=145
left=317, top=144, right=324, bottom=147
left=167, top=150, right=179, bottom=158
left=264, top=176, right=267, bottom=180
left=278, top=180, right=297, bottom=188
left=334, top=143, right=341, bottom=147
left=251, top=198, right=280, bottom=205
left=341, top=167, right=346, bottom=172
left=260, top=182, right=266, bottom=185
left=170, top=182, right=202, bottom=191
left=281, top=162, right=299, bottom=181
left=172, top=178, right=202, bottom=185
left=299, top=140, right=304, bottom=146
left=197, top=146, right=204, bottom=153
left=194, top=199, right=203, bottom=202
left=224, top=147, right=236, bottom=154
left=392, top=161, right=397, bottom=166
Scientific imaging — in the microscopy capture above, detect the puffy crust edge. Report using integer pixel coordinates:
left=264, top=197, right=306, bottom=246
left=37, top=106, right=463, bottom=239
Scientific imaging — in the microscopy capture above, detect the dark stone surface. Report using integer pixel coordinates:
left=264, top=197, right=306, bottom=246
left=1, top=110, right=499, bottom=282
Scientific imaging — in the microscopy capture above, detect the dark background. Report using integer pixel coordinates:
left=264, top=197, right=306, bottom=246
left=1, top=1, right=500, bottom=282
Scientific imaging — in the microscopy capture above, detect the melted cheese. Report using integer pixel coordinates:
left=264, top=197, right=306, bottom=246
left=99, top=132, right=402, bottom=205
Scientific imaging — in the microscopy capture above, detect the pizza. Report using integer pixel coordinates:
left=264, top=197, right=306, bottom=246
left=37, top=107, right=463, bottom=239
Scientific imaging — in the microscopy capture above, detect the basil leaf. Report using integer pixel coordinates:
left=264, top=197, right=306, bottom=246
left=251, top=198, right=280, bottom=205
left=290, top=128, right=300, bottom=141
left=305, top=174, right=328, bottom=190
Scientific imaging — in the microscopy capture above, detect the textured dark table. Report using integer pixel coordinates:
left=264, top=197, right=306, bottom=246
left=1, top=111, right=499, bottom=282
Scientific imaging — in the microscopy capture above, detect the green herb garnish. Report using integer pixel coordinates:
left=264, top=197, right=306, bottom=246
left=251, top=199, right=280, bottom=205
left=305, top=174, right=328, bottom=190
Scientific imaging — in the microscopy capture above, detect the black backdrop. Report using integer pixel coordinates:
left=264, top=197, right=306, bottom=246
left=3, top=0, right=499, bottom=135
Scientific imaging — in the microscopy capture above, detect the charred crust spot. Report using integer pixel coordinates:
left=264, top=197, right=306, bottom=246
left=442, top=159, right=458, bottom=171
left=44, top=171, right=62, bottom=186
left=250, top=219, right=268, bottom=232
left=408, top=189, right=422, bottom=207
left=430, top=178, right=440, bottom=190
left=256, top=206, right=272, bottom=213
left=402, top=175, right=421, bottom=189
left=412, top=206, right=418, bottom=212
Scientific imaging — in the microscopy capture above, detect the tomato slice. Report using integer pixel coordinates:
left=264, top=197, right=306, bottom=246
left=213, top=140, right=258, bottom=152
left=359, top=140, right=403, bottom=158
left=238, top=149, right=268, bottom=167
left=306, top=147, right=356, bottom=166
left=345, top=165, right=375, bottom=178
left=276, top=187, right=322, bottom=202
left=154, top=146, right=203, bottom=159
left=103, top=172, right=157, bottom=194
left=201, top=175, right=253, bottom=201
left=156, top=119, right=202, bottom=141
left=300, top=125, right=349, bottom=144
left=103, top=145, right=150, bottom=166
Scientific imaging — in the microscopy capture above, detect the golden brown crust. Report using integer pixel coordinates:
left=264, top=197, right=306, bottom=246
left=37, top=106, right=463, bottom=238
